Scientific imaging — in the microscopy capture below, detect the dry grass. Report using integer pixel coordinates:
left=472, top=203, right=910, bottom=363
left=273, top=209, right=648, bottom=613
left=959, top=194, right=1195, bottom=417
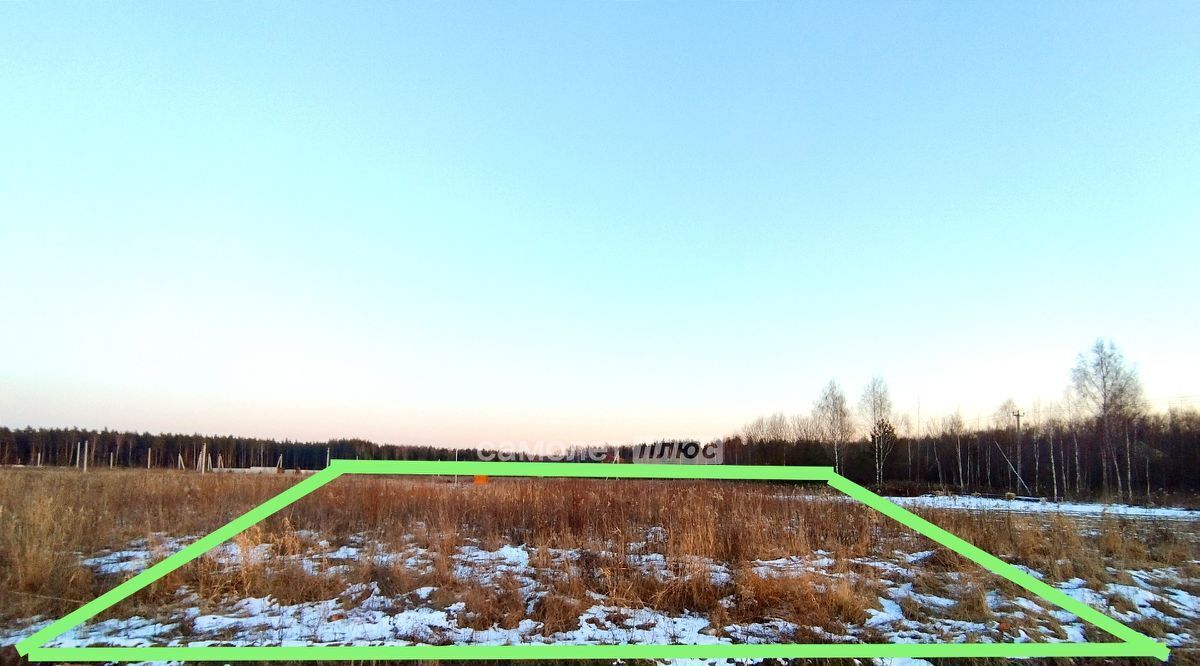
left=2, top=467, right=1197, bottom=656
left=0, top=468, right=297, bottom=623
left=903, top=507, right=1175, bottom=586
left=266, top=476, right=864, bottom=556
left=265, top=475, right=893, bottom=561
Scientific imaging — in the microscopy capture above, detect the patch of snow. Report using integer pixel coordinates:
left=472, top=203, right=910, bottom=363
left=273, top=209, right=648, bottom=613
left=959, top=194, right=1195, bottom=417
left=866, top=598, right=906, bottom=627
left=889, top=495, right=1200, bottom=521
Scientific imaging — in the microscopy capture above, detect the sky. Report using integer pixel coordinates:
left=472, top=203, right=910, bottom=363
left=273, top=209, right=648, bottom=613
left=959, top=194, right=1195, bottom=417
left=1, top=2, right=1198, bottom=447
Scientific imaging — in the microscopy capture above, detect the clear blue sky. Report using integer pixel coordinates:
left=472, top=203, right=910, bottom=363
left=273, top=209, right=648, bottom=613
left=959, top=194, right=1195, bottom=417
left=2, top=2, right=1197, bottom=446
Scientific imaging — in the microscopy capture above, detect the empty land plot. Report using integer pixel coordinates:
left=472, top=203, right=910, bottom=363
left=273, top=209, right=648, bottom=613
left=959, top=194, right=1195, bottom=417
left=3, top=469, right=1195, bottom=660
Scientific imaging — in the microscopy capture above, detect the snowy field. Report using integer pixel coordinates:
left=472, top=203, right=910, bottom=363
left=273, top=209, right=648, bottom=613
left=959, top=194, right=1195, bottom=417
left=3, top=485, right=1198, bottom=664
left=888, top=494, right=1200, bottom=522
left=4, top=526, right=1198, bottom=657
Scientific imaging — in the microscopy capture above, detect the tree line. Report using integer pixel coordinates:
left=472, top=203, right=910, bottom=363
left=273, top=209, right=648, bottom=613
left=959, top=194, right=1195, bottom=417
left=0, top=430, right=478, bottom=472
left=727, top=339, right=1199, bottom=501
left=1, top=340, right=1195, bottom=501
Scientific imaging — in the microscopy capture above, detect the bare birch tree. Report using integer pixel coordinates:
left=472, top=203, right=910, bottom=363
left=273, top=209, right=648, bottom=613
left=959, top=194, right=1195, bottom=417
left=858, top=376, right=893, bottom=485
left=813, top=380, right=853, bottom=474
left=943, top=411, right=965, bottom=491
left=1071, top=339, right=1144, bottom=501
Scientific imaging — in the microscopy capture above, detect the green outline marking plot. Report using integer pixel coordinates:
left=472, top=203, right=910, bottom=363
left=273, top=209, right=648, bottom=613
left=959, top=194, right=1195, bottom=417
left=17, top=461, right=1169, bottom=662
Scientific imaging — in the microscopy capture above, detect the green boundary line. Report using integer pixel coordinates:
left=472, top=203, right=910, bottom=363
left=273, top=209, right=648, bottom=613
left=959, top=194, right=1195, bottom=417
left=16, top=460, right=1169, bottom=662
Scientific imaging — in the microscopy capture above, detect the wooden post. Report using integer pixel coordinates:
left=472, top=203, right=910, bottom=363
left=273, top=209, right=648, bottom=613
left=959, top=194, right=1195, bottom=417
left=178, top=453, right=184, bottom=470
left=75, top=442, right=81, bottom=469
left=109, top=451, right=114, bottom=468
left=36, top=451, right=42, bottom=467
left=148, top=450, right=152, bottom=469
left=82, top=441, right=88, bottom=473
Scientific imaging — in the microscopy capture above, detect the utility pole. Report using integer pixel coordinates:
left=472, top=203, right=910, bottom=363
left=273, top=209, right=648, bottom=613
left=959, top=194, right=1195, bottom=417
left=1012, top=409, right=1025, bottom=493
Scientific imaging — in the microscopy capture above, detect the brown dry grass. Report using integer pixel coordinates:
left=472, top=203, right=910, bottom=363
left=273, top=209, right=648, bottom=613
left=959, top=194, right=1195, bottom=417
left=0, top=468, right=297, bottom=623
left=264, top=475, right=892, bottom=561
left=2, top=467, right=1197, bottom=656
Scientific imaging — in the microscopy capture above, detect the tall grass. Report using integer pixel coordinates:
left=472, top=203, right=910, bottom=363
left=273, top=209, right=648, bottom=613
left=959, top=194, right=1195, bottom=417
left=2, top=468, right=1195, bottom=649
left=0, top=469, right=295, bottom=622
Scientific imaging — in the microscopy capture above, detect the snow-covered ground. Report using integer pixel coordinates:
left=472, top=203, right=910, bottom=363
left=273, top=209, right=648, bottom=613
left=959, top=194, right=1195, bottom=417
left=4, top=528, right=1196, bottom=654
left=887, top=495, right=1200, bottom=521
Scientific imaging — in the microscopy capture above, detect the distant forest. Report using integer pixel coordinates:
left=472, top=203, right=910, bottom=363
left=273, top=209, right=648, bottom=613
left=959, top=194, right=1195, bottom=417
left=724, top=405, right=1200, bottom=502
left=2, top=340, right=1196, bottom=502
left=726, top=339, right=1200, bottom=502
left=2, top=413, right=1196, bottom=502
